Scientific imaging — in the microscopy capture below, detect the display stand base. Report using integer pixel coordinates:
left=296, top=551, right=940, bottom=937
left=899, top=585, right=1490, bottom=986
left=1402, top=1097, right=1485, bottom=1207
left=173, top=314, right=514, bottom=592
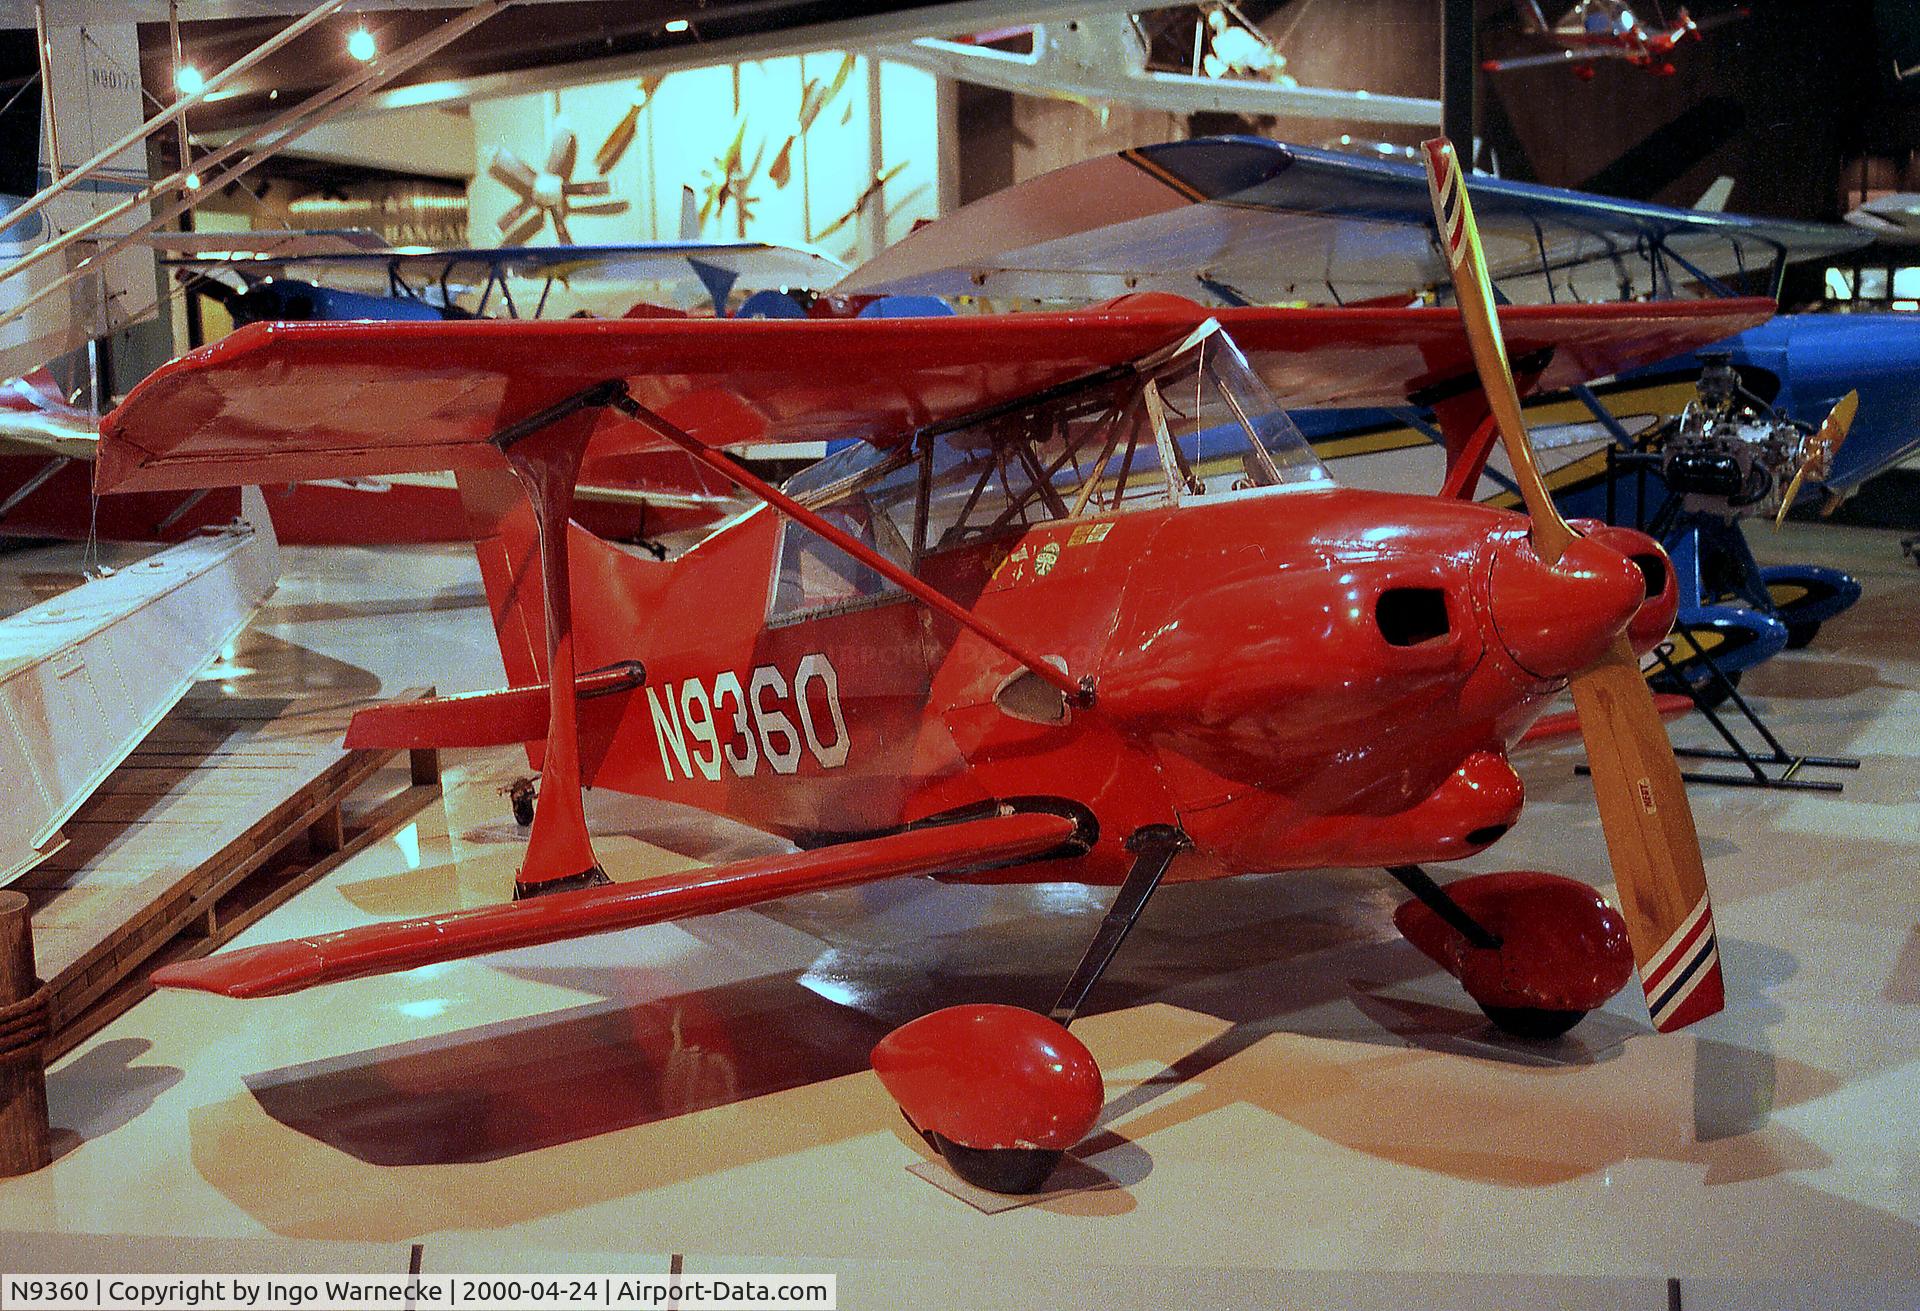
left=1578, top=641, right=1859, bottom=793
left=905, top=1151, right=1123, bottom=1213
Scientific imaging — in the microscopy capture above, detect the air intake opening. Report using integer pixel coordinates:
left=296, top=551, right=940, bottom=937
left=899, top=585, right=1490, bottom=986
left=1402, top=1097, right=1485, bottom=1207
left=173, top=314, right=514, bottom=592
left=1632, top=553, right=1668, bottom=599
left=1377, top=587, right=1451, bottom=646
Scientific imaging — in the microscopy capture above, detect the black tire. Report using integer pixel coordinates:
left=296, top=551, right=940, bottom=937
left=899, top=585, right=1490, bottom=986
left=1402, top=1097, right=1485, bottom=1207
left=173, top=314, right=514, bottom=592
left=1479, top=1004, right=1585, bottom=1041
left=930, top=1133, right=1064, bottom=1194
left=1784, top=618, right=1821, bottom=650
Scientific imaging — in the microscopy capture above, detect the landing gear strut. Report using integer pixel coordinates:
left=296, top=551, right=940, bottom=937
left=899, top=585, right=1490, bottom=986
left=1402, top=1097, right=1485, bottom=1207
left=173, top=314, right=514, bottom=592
left=1050, top=825, right=1192, bottom=1024
left=872, top=824, right=1191, bottom=1195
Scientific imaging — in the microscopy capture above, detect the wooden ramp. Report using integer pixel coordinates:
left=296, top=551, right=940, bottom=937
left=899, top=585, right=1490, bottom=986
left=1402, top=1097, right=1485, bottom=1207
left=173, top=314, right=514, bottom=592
left=15, top=685, right=441, bottom=1059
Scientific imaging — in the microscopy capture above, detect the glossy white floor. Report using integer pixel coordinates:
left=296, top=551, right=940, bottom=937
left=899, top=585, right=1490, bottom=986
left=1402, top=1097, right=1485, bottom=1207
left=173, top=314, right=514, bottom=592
left=1, top=524, right=1915, bottom=1309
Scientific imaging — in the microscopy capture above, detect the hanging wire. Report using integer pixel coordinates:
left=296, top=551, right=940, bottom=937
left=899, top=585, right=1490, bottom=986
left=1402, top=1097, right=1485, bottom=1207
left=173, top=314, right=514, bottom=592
left=0, top=70, right=41, bottom=123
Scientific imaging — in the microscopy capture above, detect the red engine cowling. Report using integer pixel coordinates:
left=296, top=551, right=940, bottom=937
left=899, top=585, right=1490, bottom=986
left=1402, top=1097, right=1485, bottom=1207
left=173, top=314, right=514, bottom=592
left=1572, top=520, right=1678, bottom=657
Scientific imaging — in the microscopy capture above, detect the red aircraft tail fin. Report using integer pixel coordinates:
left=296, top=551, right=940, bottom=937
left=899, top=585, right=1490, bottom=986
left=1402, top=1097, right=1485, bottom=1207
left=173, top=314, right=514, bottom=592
left=452, top=464, right=677, bottom=688
left=455, top=464, right=551, bottom=690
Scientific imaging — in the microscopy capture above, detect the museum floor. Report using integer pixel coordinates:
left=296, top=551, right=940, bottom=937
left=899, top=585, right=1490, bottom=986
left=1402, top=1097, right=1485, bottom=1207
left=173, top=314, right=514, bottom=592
left=0, top=522, right=1915, bottom=1309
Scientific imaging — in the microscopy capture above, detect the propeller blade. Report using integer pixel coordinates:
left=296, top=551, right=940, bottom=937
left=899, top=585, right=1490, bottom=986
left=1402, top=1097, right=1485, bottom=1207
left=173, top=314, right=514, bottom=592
left=1419, top=140, right=1577, bottom=566
left=501, top=210, right=546, bottom=248
left=551, top=211, right=574, bottom=246
left=1421, top=135, right=1723, bottom=1032
left=562, top=178, right=612, bottom=197
left=569, top=199, right=630, bottom=217
left=1568, top=642, right=1724, bottom=1030
left=1774, top=389, right=1858, bottom=529
left=487, top=147, right=537, bottom=196
left=546, top=122, right=579, bottom=180
left=769, top=135, right=796, bottom=188
left=495, top=197, right=535, bottom=235
left=595, top=105, right=641, bottom=176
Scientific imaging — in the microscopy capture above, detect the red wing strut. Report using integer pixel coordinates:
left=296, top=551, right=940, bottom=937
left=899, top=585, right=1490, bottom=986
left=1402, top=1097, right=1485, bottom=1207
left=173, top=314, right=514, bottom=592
left=151, top=811, right=1076, bottom=998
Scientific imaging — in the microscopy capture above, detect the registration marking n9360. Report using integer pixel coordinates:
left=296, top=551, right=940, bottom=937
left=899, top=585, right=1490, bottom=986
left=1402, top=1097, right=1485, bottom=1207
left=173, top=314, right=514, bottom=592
left=648, top=653, right=849, bottom=781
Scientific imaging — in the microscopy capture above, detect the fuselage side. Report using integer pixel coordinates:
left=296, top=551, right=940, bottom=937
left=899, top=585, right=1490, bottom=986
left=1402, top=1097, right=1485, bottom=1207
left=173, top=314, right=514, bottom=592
left=495, top=482, right=1601, bottom=886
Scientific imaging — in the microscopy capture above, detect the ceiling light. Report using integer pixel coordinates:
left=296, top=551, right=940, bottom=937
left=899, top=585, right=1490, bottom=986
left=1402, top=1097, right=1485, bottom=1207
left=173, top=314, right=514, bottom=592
left=185, top=172, right=201, bottom=189
left=174, top=65, right=205, bottom=95
left=347, top=27, right=377, bottom=61
left=665, top=18, right=690, bottom=32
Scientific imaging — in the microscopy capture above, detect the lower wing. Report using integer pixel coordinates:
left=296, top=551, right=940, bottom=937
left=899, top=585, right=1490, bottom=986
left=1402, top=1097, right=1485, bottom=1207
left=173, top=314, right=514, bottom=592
left=151, top=810, right=1077, bottom=998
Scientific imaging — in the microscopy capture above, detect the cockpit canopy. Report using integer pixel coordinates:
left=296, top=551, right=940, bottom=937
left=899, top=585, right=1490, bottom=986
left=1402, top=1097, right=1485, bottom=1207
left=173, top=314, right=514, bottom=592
left=771, top=322, right=1331, bottom=620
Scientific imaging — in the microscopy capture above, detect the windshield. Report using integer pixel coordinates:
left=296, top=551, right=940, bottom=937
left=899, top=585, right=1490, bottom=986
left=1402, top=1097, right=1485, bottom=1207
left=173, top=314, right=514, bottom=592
left=770, top=322, right=1331, bottom=619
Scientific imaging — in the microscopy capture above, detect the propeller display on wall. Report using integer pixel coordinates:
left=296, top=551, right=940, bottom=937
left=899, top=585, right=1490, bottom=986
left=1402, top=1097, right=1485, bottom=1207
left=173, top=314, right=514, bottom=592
left=699, top=120, right=766, bottom=231
left=770, top=54, right=857, bottom=187
left=594, top=77, right=663, bottom=176
left=488, top=118, right=630, bottom=245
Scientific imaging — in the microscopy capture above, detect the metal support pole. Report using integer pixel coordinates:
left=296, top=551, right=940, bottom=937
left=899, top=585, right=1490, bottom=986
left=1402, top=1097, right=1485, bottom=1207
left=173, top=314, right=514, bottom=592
left=32, top=0, right=60, bottom=181
left=0, top=456, right=69, bottom=524
left=0, top=0, right=351, bottom=241
left=1049, top=826, right=1190, bottom=1024
left=1441, top=0, right=1477, bottom=165
left=1385, top=864, right=1501, bottom=949
left=169, top=0, right=193, bottom=201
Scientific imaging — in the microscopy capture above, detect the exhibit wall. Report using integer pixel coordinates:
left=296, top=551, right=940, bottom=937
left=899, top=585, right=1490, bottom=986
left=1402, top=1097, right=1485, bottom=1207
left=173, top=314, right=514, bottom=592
left=469, top=54, right=942, bottom=277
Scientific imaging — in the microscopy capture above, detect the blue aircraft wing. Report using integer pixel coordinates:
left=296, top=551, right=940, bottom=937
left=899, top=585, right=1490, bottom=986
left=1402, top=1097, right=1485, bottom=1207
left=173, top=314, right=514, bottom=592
left=165, top=240, right=847, bottom=319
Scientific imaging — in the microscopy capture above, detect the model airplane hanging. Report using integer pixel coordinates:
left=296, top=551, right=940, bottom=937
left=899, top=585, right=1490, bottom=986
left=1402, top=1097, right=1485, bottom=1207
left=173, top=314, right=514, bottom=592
left=880, top=9, right=1439, bottom=127
left=98, top=139, right=1755, bottom=1195
left=1483, top=1, right=1750, bottom=79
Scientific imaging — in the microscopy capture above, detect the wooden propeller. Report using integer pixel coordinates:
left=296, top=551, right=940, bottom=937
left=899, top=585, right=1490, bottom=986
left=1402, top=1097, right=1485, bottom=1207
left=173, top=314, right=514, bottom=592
left=1422, top=138, right=1724, bottom=1032
left=1774, top=389, right=1858, bottom=529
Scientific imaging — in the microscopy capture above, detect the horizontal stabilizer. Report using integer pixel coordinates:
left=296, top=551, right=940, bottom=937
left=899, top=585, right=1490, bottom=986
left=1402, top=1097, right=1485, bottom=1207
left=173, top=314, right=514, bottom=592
left=151, top=810, right=1077, bottom=997
left=344, top=662, right=645, bottom=749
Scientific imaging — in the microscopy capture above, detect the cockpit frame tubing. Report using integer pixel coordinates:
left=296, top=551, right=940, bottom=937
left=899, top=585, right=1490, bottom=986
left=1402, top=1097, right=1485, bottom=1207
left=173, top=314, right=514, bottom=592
left=608, top=389, right=1093, bottom=705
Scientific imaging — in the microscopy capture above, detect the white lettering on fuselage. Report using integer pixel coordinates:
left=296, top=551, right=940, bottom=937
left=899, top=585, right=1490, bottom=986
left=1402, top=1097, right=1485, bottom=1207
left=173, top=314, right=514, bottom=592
left=650, top=654, right=848, bottom=781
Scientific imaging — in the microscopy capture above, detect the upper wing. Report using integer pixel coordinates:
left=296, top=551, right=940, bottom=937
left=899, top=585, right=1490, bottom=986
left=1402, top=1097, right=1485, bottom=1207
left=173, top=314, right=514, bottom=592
left=97, top=297, right=1772, bottom=493
left=150, top=810, right=1076, bottom=998
left=834, top=138, right=1869, bottom=306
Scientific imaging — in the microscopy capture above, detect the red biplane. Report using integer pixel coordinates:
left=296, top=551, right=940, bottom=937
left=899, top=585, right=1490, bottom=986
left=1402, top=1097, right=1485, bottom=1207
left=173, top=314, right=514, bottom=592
left=100, top=143, right=1754, bottom=1194
left=1484, top=1, right=1749, bottom=79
